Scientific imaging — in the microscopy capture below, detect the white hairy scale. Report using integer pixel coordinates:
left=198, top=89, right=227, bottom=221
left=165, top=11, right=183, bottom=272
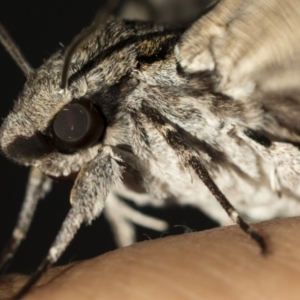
left=1, top=0, right=300, bottom=263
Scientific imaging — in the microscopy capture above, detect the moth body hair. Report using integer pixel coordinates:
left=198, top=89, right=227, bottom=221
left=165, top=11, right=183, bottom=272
left=1, top=0, right=300, bottom=297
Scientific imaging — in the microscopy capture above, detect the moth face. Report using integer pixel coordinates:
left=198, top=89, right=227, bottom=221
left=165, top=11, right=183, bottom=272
left=0, top=55, right=119, bottom=176
left=0, top=54, right=103, bottom=176
left=0, top=19, right=182, bottom=178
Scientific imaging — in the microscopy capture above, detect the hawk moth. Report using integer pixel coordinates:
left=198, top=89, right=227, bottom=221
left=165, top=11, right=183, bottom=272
left=1, top=0, right=300, bottom=298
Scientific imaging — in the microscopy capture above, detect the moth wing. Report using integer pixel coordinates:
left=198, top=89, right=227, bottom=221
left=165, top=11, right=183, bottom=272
left=176, top=0, right=300, bottom=136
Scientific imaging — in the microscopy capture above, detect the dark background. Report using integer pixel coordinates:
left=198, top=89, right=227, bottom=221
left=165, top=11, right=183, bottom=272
left=0, top=0, right=217, bottom=274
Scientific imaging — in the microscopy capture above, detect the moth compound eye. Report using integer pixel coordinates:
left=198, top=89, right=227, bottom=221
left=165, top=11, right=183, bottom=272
left=52, top=100, right=105, bottom=153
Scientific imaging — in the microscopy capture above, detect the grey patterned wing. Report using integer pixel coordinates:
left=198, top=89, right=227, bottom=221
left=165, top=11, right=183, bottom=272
left=176, top=0, right=300, bottom=138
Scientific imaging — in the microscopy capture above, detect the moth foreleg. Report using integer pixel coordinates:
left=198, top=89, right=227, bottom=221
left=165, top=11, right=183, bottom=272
left=188, top=155, right=266, bottom=254
left=12, top=146, right=123, bottom=299
left=0, top=167, right=52, bottom=271
left=140, top=102, right=266, bottom=253
left=105, top=193, right=168, bottom=247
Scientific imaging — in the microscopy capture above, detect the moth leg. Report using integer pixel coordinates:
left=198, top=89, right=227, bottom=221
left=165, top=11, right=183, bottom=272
left=105, top=146, right=168, bottom=247
left=105, top=192, right=168, bottom=247
left=0, top=167, right=52, bottom=271
left=12, top=146, right=123, bottom=300
left=140, top=102, right=266, bottom=253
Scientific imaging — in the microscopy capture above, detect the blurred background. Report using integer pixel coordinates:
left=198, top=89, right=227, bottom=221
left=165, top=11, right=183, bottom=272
left=0, top=0, right=217, bottom=274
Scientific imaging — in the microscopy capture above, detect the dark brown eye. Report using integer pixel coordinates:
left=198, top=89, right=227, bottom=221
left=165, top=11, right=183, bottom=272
left=52, top=100, right=105, bottom=153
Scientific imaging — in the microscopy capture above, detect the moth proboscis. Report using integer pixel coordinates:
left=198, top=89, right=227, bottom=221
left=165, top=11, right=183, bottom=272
left=1, top=0, right=300, bottom=298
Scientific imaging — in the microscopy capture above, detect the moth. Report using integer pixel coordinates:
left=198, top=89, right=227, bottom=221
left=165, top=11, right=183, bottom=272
left=1, top=0, right=300, bottom=298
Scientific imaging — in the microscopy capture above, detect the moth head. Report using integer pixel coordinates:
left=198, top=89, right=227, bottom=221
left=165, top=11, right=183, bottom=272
left=0, top=16, right=182, bottom=178
left=0, top=55, right=103, bottom=172
left=0, top=18, right=145, bottom=177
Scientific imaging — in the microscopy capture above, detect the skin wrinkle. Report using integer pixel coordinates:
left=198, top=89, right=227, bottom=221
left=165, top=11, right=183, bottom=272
left=129, top=250, right=202, bottom=300
left=90, top=251, right=195, bottom=300
left=196, top=262, right=257, bottom=300
left=271, top=225, right=300, bottom=267
left=124, top=232, right=250, bottom=300
left=204, top=249, right=265, bottom=299
left=63, top=250, right=146, bottom=299
left=120, top=266, right=191, bottom=300
left=0, top=217, right=299, bottom=300
left=181, top=222, right=300, bottom=299
left=130, top=265, right=200, bottom=299
left=197, top=236, right=288, bottom=299
left=95, top=243, right=196, bottom=300
left=84, top=252, right=143, bottom=299
left=182, top=231, right=261, bottom=299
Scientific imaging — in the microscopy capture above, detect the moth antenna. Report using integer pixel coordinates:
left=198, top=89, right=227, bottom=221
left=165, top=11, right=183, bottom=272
left=60, top=0, right=120, bottom=90
left=0, top=21, right=33, bottom=77
left=0, top=168, right=52, bottom=271
left=140, top=102, right=267, bottom=254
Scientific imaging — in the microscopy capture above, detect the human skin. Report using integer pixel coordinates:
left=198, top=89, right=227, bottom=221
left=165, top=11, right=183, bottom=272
left=1, top=217, right=300, bottom=300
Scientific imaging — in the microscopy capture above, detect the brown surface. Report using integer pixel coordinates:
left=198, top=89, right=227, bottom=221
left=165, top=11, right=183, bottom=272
left=1, top=217, right=300, bottom=300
